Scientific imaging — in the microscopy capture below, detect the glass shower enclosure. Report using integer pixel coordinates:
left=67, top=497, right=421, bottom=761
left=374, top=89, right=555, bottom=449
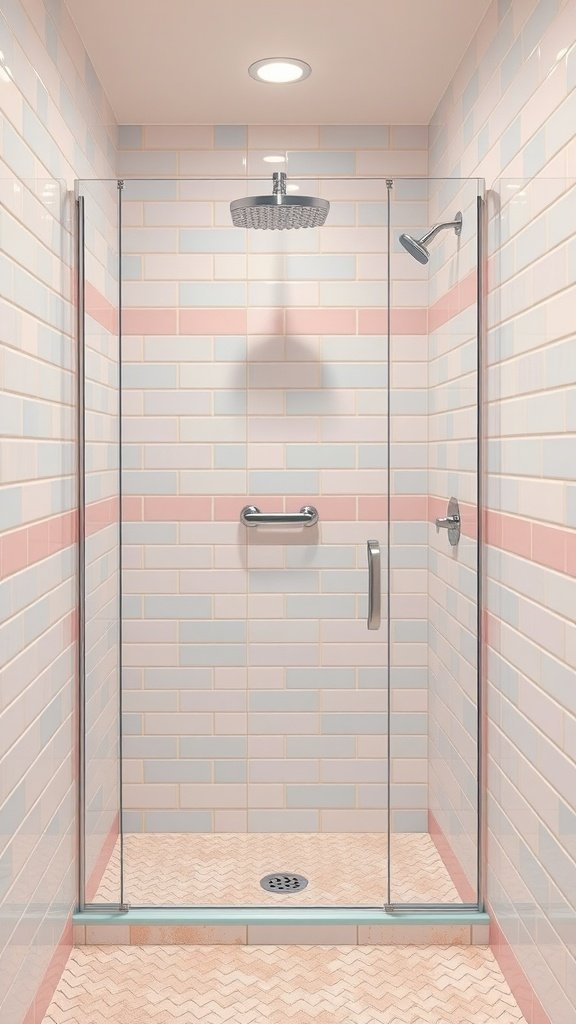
left=76, top=173, right=483, bottom=913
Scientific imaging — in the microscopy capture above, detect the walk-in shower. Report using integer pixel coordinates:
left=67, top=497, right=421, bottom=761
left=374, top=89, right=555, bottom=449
left=76, top=174, right=483, bottom=921
left=230, top=171, right=330, bottom=229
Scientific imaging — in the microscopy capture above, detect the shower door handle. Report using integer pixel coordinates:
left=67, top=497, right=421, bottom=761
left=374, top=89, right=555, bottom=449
left=367, top=540, right=381, bottom=631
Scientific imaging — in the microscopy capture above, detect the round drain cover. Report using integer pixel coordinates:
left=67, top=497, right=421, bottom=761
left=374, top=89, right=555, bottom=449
left=260, top=873, right=309, bottom=893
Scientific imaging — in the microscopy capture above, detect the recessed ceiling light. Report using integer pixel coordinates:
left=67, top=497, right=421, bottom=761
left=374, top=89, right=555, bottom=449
left=248, top=58, right=311, bottom=84
left=263, top=155, right=286, bottom=164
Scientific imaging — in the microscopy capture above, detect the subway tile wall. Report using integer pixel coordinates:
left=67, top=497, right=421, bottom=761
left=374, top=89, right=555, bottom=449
left=430, top=0, right=576, bottom=1021
left=0, top=0, right=117, bottom=1022
left=117, top=129, right=433, bottom=838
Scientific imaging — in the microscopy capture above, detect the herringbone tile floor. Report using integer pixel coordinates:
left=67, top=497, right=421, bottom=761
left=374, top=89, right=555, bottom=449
left=96, top=832, right=459, bottom=905
left=42, top=944, right=526, bottom=1023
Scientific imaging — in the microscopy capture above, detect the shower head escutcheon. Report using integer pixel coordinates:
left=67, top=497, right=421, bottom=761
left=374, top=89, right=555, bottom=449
left=399, top=211, right=463, bottom=264
left=230, top=172, right=330, bottom=230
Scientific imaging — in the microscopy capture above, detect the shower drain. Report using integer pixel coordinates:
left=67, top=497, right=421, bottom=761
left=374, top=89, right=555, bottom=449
left=260, top=873, right=309, bottom=893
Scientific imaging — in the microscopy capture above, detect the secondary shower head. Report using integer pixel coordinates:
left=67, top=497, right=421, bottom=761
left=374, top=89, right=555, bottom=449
left=399, top=211, right=463, bottom=264
left=230, top=172, right=330, bottom=230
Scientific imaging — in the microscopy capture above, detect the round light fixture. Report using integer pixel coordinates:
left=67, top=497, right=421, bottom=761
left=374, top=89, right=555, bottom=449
left=248, top=58, right=311, bottom=84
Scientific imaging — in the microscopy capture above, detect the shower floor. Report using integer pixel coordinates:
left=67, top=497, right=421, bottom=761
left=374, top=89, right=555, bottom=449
left=42, top=944, right=525, bottom=1024
left=95, top=832, right=460, bottom=905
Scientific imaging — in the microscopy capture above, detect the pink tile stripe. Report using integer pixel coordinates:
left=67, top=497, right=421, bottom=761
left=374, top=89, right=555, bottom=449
left=23, top=920, right=73, bottom=1024
left=0, top=497, right=118, bottom=581
left=428, top=269, right=477, bottom=332
left=489, top=910, right=552, bottom=1024
left=428, top=811, right=476, bottom=903
left=358, top=308, right=428, bottom=334
left=85, top=282, right=118, bottom=334
left=85, top=813, right=120, bottom=903
left=485, top=509, right=576, bottom=575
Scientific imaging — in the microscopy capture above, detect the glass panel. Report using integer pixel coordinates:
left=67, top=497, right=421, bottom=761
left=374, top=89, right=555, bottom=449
left=389, top=178, right=482, bottom=906
left=115, top=176, right=391, bottom=907
left=245, top=175, right=389, bottom=907
left=77, top=180, right=121, bottom=906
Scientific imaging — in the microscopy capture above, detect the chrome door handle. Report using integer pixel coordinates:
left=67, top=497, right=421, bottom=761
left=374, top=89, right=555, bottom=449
left=367, top=539, right=381, bottom=630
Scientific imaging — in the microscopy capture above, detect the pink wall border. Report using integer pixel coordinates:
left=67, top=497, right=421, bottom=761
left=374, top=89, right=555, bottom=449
left=22, top=920, right=73, bottom=1024
left=489, top=909, right=552, bottom=1024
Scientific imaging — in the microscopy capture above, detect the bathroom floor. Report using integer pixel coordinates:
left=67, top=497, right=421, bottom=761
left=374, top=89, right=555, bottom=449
left=95, top=832, right=460, bottom=905
left=42, top=944, right=526, bottom=1023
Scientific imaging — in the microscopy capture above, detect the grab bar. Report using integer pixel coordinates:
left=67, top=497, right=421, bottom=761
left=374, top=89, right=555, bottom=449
left=240, top=505, right=319, bottom=527
left=367, top=539, right=381, bottom=630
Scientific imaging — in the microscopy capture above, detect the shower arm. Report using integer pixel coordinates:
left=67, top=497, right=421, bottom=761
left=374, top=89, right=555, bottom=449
left=418, top=217, right=462, bottom=247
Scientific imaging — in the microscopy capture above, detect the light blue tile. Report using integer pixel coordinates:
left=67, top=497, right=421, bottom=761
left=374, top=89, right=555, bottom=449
left=286, top=737, right=356, bottom=757
left=180, top=644, right=246, bottom=666
left=180, top=229, right=244, bottom=253
left=122, top=471, right=177, bottom=494
left=0, top=487, right=22, bottom=531
left=180, top=737, right=246, bottom=757
left=215, top=124, right=247, bottom=148
left=121, top=254, right=142, bottom=280
left=321, top=570, right=366, bottom=593
left=462, top=70, right=479, bottom=117
left=287, top=151, right=355, bottom=175
left=501, top=35, right=522, bottom=93
left=215, top=761, right=247, bottom=783
left=145, top=812, right=213, bottom=832
left=286, top=391, right=345, bottom=414
left=122, top=179, right=177, bottom=200
left=522, top=0, right=559, bottom=60
left=144, top=668, right=212, bottom=690
left=523, top=129, right=546, bottom=178
left=214, top=336, right=246, bottom=361
left=214, top=391, right=247, bottom=414
left=144, top=596, right=211, bottom=618
left=179, top=282, right=246, bottom=306
left=322, top=714, right=387, bottom=735
left=477, top=124, right=490, bottom=162
left=285, top=666, right=355, bottom=688
left=118, top=124, right=143, bottom=149
left=145, top=761, right=211, bottom=783
left=359, top=204, right=388, bottom=226
left=359, top=445, right=388, bottom=468
left=393, top=179, right=428, bottom=201
left=287, top=785, right=355, bottom=807
left=123, top=365, right=177, bottom=388
left=123, top=737, right=178, bottom=758
left=214, top=444, right=246, bottom=469
left=180, top=621, right=246, bottom=643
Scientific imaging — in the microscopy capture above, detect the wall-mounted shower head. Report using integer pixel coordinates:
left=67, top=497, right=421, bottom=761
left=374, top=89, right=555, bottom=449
left=399, top=211, right=462, bottom=264
left=230, top=172, right=330, bottom=230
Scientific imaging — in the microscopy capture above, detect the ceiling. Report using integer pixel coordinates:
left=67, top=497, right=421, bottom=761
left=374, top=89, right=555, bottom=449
left=66, top=0, right=490, bottom=125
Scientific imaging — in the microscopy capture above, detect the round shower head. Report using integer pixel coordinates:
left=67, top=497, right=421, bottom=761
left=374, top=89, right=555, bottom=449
left=399, top=232, right=429, bottom=265
left=230, top=172, right=330, bottom=230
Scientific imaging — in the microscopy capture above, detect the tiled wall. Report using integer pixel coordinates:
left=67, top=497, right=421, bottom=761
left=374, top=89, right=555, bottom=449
left=117, top=128, right=434, bottom=837
left=430, top=0, right=576, bottom=1021
left=0, top=0, right=116, bottom=1022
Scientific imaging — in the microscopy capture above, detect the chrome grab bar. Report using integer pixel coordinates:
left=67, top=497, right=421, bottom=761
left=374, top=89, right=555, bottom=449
left=240, top=505, right=319, bottom=527
left=367, top=539, right=381, bottom=630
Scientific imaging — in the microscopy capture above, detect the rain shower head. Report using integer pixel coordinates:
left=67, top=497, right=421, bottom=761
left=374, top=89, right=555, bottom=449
left=230, top=172, right=330, bottom=230
left=399, top=211, right=463, bottom=264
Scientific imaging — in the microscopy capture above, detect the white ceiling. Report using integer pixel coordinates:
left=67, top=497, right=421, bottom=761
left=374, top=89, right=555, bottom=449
left=66, top=0, right=490, bottom=125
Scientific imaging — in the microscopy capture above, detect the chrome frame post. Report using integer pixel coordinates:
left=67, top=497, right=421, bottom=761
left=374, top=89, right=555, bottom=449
left=76, top=194, right=86, bottom=912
